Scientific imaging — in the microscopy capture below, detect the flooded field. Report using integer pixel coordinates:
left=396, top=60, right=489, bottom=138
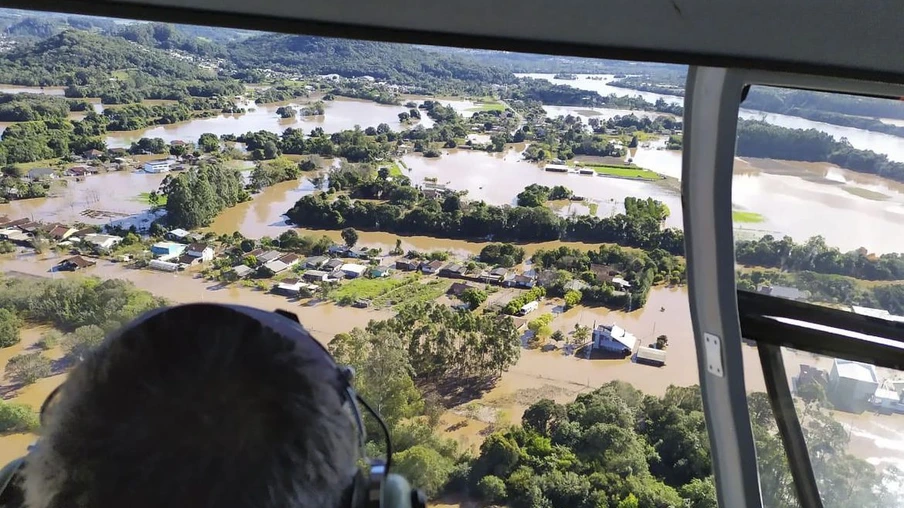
left=0, top=170, right=167, bottom=227
left=515, top=74, right=683, bottom=106
left=104, top=97, right=433, bottom=148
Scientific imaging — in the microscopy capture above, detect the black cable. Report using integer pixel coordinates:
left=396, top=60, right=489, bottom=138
left=355, top=393, right=393, bottom=473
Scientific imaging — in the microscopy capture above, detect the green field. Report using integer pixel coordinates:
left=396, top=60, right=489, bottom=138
left=371, top=279, right=452, bottom=308
left=581, top=163, right=661, bottom=181
left=135, top=192, right=167, bottom=205
left=332, top=276, right=412, bottom=304
left=588, top=203, right=599, bottom=215
left=732, top=210, right=765, bottom=223
left=467, top=101, right=505, bottom=112
left=386, top=161, right=404, bottom=177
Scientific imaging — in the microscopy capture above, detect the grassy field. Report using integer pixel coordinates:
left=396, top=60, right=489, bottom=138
left=372, top=279, right=452, bottom=308
left=331, top=275, right=412, bottom=304
left=732, top=210, right=765, bottom=223
left=467, top=101, right=505, bottom=112
left=580, top=163, right=661, bottom=181
left=386, top=161, right=404, bottom=177
left=134, top=192, right=167, bottom=205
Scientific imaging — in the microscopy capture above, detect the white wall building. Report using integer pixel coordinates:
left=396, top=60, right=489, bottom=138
left=143, top=159, right=175, bottom=173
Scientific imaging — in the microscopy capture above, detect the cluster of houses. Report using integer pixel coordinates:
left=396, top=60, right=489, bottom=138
left=147, top=233, right=215, bottom=272
left=0, top=215, right=119, bottom=254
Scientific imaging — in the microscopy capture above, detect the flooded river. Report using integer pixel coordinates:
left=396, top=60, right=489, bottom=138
left=515, top=73, right=683, bottom=106
left=104, top=97, right=435, bottom=148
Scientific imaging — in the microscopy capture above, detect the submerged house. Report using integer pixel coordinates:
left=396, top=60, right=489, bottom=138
left=592, top=324, right=638, bottom=356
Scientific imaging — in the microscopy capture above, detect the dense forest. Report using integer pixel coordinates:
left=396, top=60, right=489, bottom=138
left=227, top=34, right=516, bottom=93
left=736, top=119, right=904, bottom=182
left=735, top=234, right=904, bottom=281
left=161, top=163, right=250, bottom=229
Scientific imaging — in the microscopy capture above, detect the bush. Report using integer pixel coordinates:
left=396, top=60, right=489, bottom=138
left=0, top=400, right=39, bottom=433
left=563, top=289, right=582, bottom=309
left=460, top=288, right=488, bottom=310
left=36, top=330, right=62, bottom=350
left=0, top=309, right=21, bottom=348
left=6, top=352, right=52, bottom=385
left=393, top=445, right=454, bottom=498
left=477, top=475, right=507, bottom=504
left=62, top=324, right=106, bottom=360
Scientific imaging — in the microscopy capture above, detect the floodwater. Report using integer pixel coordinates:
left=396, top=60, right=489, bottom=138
left=400, top=148, right=684, bottom=227
left=105, top=97, right=432, bottom=148
left=515, top=73, right=683, bottom=106
left=739, top=108, right=904, bottom=163
left=542, top=104, right=675, bottom=124
left=0, top=170, right=167, bottom=226
left=0, top=85, right=66, bottom=96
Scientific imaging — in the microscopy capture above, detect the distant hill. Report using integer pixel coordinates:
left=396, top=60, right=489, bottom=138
left=229, top=34, right=517, bottom=88
left=0, top=30, right=209, bottom=86
left=114, top=22, right=230, bottom=57
left=0, top=10, right=118, bottom=39
left=421, top=47, right=685, bottom=75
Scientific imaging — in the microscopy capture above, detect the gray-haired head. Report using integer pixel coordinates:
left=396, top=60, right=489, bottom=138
left=24, top=304, right=359, bottom=508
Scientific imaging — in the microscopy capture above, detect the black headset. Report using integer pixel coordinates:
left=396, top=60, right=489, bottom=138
left=0, top=303, right=427, bottom=508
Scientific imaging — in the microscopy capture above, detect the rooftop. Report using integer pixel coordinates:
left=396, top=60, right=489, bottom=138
left=834, top=359, right=878, bottom=383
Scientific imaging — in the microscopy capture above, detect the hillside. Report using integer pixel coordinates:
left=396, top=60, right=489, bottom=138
left=0, top=30, right=211, bottom=86
left=229, top=34, right=516, bottom=89
left=426, top=47, right=684, bottom=74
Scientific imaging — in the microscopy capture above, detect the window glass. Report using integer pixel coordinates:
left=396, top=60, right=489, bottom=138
left=734, top=86, right=904, bottom=505
left=0, top=8, right=738, bottom=507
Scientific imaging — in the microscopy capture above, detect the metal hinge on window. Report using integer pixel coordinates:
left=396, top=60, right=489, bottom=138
left=705, top=333, right=724, bottom=377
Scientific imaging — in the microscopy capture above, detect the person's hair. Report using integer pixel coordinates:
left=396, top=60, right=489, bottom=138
left=24, top=304, right=359, bottom=508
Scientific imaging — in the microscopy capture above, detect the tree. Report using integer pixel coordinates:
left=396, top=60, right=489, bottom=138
left=655, top=334, right=669, bottom=350
left=522, top=399, right=565, bottom=436
left=393, top=445, right=454, bottom=499
left=6, top=352, right=52, bottom=385
left=551, top=330, right=565, bottom=342
left=398, top=111, right=410, bottom=122
left=37, top=330, right=62, bottom=350
left=198, top=132, right=219, bottom=152
left=476, top=475, right=507, bottom=504
left=460, top=288, right=487, bottom=310
left=563, top=290, right=582, bottom=309
left=0, top=309, right=21, bottom=348
left=572, top=324, right=591, bottom=346
left=679, top=477, right=718, bottom=508
left=0, top=400, right=38, bottom=433
left=62, top=324, right=106, bottom=360
left=616, top=494, right=640, bottom=508
left=341, top=227, right=359, bottom=248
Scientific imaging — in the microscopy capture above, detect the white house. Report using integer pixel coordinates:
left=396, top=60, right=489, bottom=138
left=83, top=233, right=122, bottom=250
left=341, top=263, right=368, bottom=279
left=592, top=324, right=638, bottom=355
left=828, top=359, right=879, bottom=411
left=186, top=242, right=214, bottom=262
left=302, top=270, right=330, bottom=282
left=870, top=385, right=901, bottom=412
left=143, top=159, right=175, bottom=173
